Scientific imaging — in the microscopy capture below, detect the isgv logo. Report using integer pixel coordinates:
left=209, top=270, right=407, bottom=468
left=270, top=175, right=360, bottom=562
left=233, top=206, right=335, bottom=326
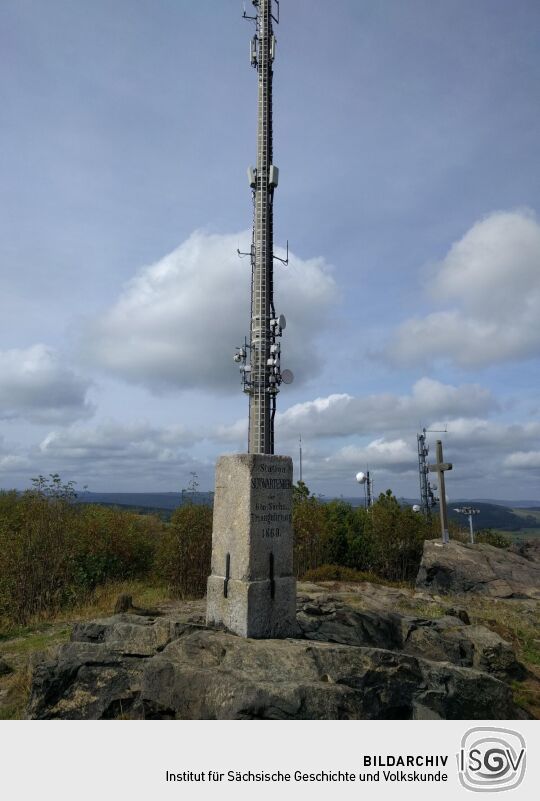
left=457, top=727, right=526, bottom=792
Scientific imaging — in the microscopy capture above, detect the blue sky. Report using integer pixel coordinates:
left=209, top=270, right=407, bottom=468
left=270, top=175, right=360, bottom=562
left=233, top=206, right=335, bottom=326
left=1, top=0, right=540, bottom=501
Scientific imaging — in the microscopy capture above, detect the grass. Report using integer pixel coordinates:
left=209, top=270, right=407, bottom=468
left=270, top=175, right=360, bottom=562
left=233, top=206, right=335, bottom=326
left=301, top=564, right=411, bottom=588
left=0, top=626, right=71, bottom=657
left=0, top=666, right=32, bottom=720
left=512, top=508, right=540, bottom=523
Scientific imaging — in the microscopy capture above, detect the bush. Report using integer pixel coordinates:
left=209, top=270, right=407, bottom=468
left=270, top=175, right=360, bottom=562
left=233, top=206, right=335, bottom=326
left=475, top=529, right=511, bottom=549
left=363, top=491, right=429, bottom=582
left=293, top=492, right=328, bottom=577
left=156, top=504, right=212, bottom=598
left=0, top=477, right=162, bottom=626
left=292, top=485, right=430, bottom=584
left=73, top=505, right=160, bottom=591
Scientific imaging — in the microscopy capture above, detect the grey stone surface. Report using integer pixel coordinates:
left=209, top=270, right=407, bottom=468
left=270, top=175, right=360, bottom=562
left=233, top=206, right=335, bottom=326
left=207, top=576, right=298, bottom=638
left=139, top=630, right=519, bottom=720
left=416, top=539, right=540, bottom=599
left=206, top=453, right=296, bottom=638
left=27, top=596, right=528, bottom=719
left=296, top=597, right=524, bottom=682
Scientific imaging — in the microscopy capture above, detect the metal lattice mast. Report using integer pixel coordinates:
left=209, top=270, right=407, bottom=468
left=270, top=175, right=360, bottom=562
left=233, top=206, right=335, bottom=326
left=417, top=427, right=444, bottom=517
left=417, top=429, right=431, bottom=517
left=250, top=0, right=274, bottom=454
left=236, top=1, right=291, bottom=453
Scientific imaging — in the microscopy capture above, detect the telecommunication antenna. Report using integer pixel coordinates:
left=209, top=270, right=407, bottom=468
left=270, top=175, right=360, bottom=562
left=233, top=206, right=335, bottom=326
left=234, top=0, right=292, bottom=454
left=454, top=507, right=480, bottom=544
left=356, top=470, right=373, bottom=509
left=417, top=427, right=447, bottom=517
left=299, top=434, right=303, bottom=483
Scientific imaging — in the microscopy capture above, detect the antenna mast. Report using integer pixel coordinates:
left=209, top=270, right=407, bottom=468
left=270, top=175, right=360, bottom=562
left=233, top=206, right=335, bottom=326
left=417, top=427, right=446, bottom=517
left=236, top=0, right=291, bottom=454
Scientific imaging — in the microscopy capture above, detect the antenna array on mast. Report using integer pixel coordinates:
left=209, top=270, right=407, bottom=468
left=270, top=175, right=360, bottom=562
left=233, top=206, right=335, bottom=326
left=234, top=0, right=292, bottom=455
left=417, top=426, right=447, bottom=517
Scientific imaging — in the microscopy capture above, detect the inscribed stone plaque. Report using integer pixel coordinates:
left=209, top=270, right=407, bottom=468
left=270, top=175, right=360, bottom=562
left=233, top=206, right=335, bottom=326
left=206, top=453, right=296, bottom=638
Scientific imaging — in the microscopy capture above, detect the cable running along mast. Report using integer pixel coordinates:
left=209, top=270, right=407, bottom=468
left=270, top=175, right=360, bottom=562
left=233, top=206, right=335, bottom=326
left=236, top=0, right=292, bottom=454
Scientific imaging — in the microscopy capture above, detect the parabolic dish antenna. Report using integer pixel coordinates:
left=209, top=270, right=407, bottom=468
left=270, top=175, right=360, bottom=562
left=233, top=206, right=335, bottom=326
left=281, top=369, right=294, bottom=385
left=412, top=504, right=421, bottom=513
left=278, top=314, right=287, bottom=330
left=356, top=471, right=367, bottom=484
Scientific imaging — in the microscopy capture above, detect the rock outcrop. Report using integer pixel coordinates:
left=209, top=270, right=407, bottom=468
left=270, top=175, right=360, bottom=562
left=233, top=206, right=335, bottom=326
left=416, top=540, right=540, bottom=599
left=296, top=597, right=525, bottom=682
left=27, top=596, right=526, bottom=720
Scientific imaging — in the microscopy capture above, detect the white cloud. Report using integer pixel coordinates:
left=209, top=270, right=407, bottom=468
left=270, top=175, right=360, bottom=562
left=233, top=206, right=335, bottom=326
left=427, top=417, right=540, bottom=451
left=504, top=451, right=540, bottom=470
left=39, top=420, right=197, bottom=461
left=326, top=437, right=417, bottom=473
left=0, top=344, right=94, bottom=423
left=31, top=420, right=209, bottom=491
left=269, top=378, right=495, bottom=440
left=292, top=413, right=535, bottom=495
left=82, top=230, right=338, bottom=393
left=384, top=210, right=540, bottom=368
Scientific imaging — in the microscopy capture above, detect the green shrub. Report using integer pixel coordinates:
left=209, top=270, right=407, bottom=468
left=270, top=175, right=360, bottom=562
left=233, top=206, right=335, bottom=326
left=156, top=504, right=212, bottom=598
left=292, top=493, right=327, bottom=577
left=292, top=485, right=429, bottom=584
left=72, top=505, right=160, bottom=591
left=0, top=477, right=163, bottom=626
left=364, top=491, right=429, bottom=582
left=475, top=529, right=511, bottom=549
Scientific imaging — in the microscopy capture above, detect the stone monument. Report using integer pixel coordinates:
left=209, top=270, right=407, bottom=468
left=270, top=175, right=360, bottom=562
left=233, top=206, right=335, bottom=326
left=206, top=454, right=296, bottom=637
left=206, top=1, right=297, bottom=638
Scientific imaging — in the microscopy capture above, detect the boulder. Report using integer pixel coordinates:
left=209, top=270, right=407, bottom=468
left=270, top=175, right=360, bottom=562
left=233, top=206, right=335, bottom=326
left=27, top=603, right=525, bottom=720
left=297, top=597, right=524, bottom=681
left=416, top=540, right=540, bottom=599
left=138, top=629, right=517, bottom=721
left=510, top=539, right=540, bottom=563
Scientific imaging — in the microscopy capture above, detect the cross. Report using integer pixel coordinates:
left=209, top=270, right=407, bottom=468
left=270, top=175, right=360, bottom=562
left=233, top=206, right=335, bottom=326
left=428, top=439, right=453, bottom=544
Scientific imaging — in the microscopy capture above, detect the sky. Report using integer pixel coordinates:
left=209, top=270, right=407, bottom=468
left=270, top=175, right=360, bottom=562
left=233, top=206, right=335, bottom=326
left=1, top=0, right=540, bottom=501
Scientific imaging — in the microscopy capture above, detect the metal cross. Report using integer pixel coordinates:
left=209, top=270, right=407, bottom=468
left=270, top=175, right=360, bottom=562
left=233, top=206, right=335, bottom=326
left=428, top=439, right=453, bottom=544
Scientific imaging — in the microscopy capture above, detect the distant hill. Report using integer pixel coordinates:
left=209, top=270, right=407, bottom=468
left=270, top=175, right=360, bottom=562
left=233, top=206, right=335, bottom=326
left=473, top=499, right=540, bottom=509
left=446, top=502, right=538, bottom=532
left=72, top=491, right=539, bottom=533
left=76, top=491, right=213, bottom=518
left=327, top=496, right=539, bottom=533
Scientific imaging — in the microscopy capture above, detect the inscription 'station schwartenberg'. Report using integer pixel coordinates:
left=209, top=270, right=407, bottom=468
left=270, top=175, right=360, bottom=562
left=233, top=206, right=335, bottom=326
left=251, top=477, right=292, bottom=490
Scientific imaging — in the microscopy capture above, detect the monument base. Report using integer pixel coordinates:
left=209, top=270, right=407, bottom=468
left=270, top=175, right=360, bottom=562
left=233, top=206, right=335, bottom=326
left=207, top=576, right=297, bottom=638
left=206, top=453, right=297, bottom=639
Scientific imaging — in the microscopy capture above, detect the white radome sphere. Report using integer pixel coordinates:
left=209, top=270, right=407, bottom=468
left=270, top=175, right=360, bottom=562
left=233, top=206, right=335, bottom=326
left=356, top=471, right=367, bottom=484
left=412, top=504, right=421, bottom=513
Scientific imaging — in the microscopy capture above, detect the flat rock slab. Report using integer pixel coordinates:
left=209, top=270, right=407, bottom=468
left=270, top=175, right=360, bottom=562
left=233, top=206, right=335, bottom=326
left=296, top=597, right=525, bottom=682
left=416, top=540, right=540, bottom=599
left=138, top=630, right=516, bottom=720
left=27, top=601, right=525, bottom=720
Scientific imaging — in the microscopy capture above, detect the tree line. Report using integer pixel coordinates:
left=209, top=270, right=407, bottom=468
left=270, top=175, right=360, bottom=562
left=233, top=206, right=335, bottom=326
left=0, top=475, right=508, bottom=627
